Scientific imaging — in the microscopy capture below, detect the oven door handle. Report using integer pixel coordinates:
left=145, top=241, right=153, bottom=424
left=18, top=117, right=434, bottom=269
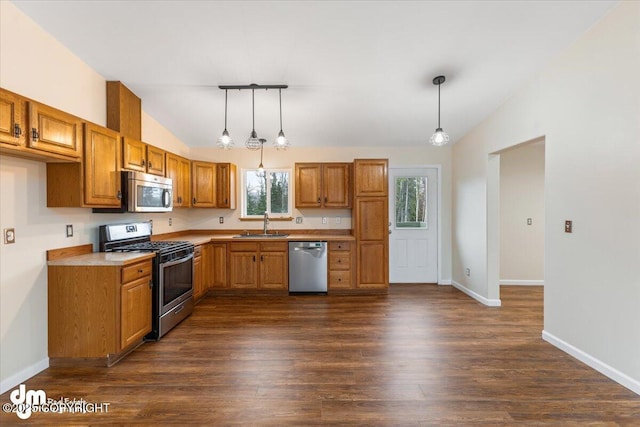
left=161, top=253, right=194, bottom=268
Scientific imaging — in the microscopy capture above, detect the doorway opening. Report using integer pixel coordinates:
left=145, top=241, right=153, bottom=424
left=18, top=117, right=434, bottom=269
left=487, top=137, right=546, bottom=302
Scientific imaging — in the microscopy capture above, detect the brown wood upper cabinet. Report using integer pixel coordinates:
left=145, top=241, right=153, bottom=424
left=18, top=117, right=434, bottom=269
left=122, top=137, right=166, bottom=176
left=166, top=152, right=191, bottom=207
left=354, top=159, right=388, bottom=197
left=0, top=89, right=26, bottom=147
left=47, top=122, right=122, bottom=207
left=295, top=162, right=352, bottom=208
left=107, top=81, right=141, bottom=140
left=216, top=163, right=237, bottom=209
left=191, top=161, right=216, bottom=207
left=1, top=88, right=83, bottom=162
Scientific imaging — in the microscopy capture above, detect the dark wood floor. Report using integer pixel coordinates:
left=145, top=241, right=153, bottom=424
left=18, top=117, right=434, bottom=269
left=2, top=285, right=638, bottom=425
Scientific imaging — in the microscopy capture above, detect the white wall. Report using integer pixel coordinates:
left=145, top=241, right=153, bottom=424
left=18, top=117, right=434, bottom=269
left=0, top=1, right=453, bottom=392
left=0, top=1, right=191, bottom=393
left=452, top=2, right=639, bottom=392
left=500, top=141, right=545, bottom=283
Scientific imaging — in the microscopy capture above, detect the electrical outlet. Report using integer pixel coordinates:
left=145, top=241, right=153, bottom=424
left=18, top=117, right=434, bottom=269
left=565, top=220, right=572, bottom=233
left=295, top=217, right=303, bottom=224
left=335, top=217, right=341, bottom=224
left=527, top=218, right=532, bottom=225
left=66, top=224, right=73, bottom=237
left=169, top=218, right=172, bottom=226
left=219, top=217, right=224, bottom=224
left=322, top=217, right=328, bottom=224
left=3, top=228, right=15, bottom=244
left=465, top=268, right=470, bottom=277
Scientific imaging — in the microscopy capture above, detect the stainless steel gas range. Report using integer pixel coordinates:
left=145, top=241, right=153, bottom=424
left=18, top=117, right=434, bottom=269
left=99, top=221, right=194, bottom=340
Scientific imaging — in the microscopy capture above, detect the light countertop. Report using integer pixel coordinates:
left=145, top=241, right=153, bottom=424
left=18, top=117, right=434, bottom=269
left=48, top=252, right=155, bottom=266
left=162, top=233, right=355, bottom=246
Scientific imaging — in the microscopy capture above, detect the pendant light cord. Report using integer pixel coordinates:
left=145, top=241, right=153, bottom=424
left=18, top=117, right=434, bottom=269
left=279, top=89, right=283, bottom=130
left=252, top=88, right=255, bottom=131
left=438, top=83, right=441, bottom=129
left=224, top=89, right=228, bottom=129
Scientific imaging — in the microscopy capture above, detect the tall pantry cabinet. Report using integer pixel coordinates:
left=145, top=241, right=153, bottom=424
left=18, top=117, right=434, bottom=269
left=353, top=159, right=389, bottom=289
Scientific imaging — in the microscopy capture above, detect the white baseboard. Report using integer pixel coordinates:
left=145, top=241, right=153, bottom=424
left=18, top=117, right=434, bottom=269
left=500, top=279, right=544, bottom=286
left=438, top=279, right=452, bottom=285
left=0, top=358, right=49, bottom=395
left=542, top=330, right=640, bottom=396
left=452, top=280, right=501, bottom=307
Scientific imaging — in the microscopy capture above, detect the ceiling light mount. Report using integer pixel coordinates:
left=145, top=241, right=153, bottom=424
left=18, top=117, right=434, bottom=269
left=429, top=75, right=450, bottom=147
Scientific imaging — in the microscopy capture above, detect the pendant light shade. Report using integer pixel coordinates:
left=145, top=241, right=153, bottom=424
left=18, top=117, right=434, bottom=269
left=273, top=88, right=290, bottom=150
left=245, top=88, right=262, bottom=150
left=217, top=89, right=234, bottom=149
left=429, top=75, right=450, bottom=147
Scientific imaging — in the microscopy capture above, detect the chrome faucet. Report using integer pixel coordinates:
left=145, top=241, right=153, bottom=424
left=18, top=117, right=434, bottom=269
left=263, top=211, right=269, bottom=234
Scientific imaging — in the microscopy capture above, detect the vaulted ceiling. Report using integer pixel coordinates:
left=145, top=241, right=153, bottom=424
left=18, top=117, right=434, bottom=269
left=12, top=0, right=617, bottom=148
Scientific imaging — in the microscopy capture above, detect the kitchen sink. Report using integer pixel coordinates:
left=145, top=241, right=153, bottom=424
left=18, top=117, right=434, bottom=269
left=233, top=233, right=289, bottom=238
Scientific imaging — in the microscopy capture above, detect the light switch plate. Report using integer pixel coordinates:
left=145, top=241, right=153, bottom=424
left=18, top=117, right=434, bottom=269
left=565, top=220, right=573, bottom=233
left=322, top=217, right=328, bottom=224
left=66, top=224, right=73, bottom=237
left=4, top=228, right=15, bottom=244
left=295, top=217, right=303, bottom=224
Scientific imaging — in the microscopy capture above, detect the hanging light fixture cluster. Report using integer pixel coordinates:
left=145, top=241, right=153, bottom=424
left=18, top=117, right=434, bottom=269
left=429, top=75, right=449, bottom=147
left=217, top=83, right=290, bottom=152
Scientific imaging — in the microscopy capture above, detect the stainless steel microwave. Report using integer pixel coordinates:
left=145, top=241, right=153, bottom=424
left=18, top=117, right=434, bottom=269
left=93, top=171, right=172, bottom=213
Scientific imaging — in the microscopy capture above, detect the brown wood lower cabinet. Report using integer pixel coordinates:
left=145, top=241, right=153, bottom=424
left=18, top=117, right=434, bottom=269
left=229, top=241, right=287, bottom=290
left=48, top=258, right=153, bottom=364
left=328, top=241, right=354, bottom=289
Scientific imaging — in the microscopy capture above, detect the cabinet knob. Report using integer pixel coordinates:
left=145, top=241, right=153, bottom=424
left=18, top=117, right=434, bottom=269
left=253, top=255, right=256, bottom=262
left=338, top=278, right=342, bottom=282
left=317, top=197, right=321, bottom=203
left=148, top=161, right=152, bottom=168
left=193, top=198, right=196, bottom=205
left=13, top=124, right=22, bottom=138
left=31, top=128, right=39, bottom=141
left=138, top=269, right=143, bottom=273
left=117, top=190, right=122, bottom=200
left=338, top=259, right=341, bottom=263
left=324, top=197, right=327, bottom=203
left=141, top=159, right=145, bottom=166
left=261, top=255, right=264, bottom=262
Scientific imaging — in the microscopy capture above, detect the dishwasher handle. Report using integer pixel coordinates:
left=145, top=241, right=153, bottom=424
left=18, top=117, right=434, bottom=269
left=292, top=247, right=323, bottom=251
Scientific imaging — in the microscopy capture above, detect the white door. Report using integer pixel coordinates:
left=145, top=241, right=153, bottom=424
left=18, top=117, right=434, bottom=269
left=389, top=167, right=438, bottom=283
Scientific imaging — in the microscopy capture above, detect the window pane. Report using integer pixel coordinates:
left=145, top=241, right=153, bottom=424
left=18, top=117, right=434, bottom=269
left=245, top=171, right=267, bottom=216
left=269, top=171, right=289, bottom=214
left=395, top=176, right=427, bottom=228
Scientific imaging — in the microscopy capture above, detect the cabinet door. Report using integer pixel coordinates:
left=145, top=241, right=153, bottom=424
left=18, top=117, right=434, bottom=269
left=201, top=243, right=213, bottom=288
left=120, top=276, right=152, bottom=349
left=355, top=197, right=388, bottom=241
left=295, top=163, right=322, bottom=207
left=28, top=102, right=82, bottom=158
left=122, top=137, right=146, bottom=172
left=179, top=157, right=192, bottom=207
left=146, top=145, right=166, bottom=176
left=216, top=163, right=236, bottom=209
left=354, top=159, right=388, bottom=197
left=211, top=243, right=228, bottom=288
left=323, top=163, right=352, bottom=208
left=192, top=161, right=215, bottom=207
left=84, top=123, right=121, bottom=206
left=193, top=252, right=205, bottom=300
left=259, top=251, right=288, bottom=289
left=229, top=252, right=258, bottom=288
left=0, top=89, right=26, bottom=146
left=356, top=241, right=388, bottom=289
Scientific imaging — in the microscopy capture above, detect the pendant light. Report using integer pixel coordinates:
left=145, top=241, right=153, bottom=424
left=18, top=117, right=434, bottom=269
left=216, top=89, right=233, bottom=149
left=429, top=75, right=450, bottom=147
left=273, top=88, right=290, bottom=150
left=245, top=88, right=262, bottom=150
left=257, top=138, right=266, bottom=176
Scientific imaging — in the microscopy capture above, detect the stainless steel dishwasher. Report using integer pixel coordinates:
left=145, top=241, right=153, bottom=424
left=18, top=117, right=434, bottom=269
left=288, top=241, right=328, bottom=293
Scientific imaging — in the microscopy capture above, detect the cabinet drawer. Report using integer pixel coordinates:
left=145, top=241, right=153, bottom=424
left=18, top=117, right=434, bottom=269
left=230, top=242, right=258, bottom=252
left=260, top=241, right=287, bottom=252
left=329, top=252, right=351, bottom=270
left=329, top=241, right=352, bottom=251
left=122, top=260, right=152, bottom=283
left=329, top=271, right=352, bottom=288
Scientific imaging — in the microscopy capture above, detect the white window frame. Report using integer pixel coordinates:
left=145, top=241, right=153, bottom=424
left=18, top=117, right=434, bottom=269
left=241, top=168, right=292, bottom=218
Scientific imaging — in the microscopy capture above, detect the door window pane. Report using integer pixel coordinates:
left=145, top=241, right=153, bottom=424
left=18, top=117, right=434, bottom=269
left=395, top=176, right=427, bottom=228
